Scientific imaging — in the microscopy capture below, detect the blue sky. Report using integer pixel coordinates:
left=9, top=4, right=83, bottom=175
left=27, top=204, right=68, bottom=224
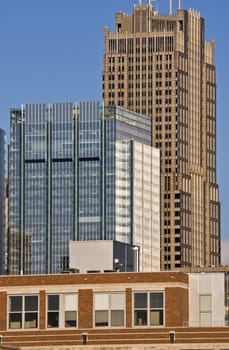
left=0, top=0, right=229, bottom=249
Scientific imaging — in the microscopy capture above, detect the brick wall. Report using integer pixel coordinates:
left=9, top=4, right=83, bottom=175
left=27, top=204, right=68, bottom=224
left=0, top=271, right=188, bottom=287
left=0, top=291, right=6, bottom=331
left=165, top=287, right=189, bottom=327
left=126, top=288, right=132, bottom=327
left=78, top=289, right=93, bottom=328
left=39, top=290, right=46, bottom=329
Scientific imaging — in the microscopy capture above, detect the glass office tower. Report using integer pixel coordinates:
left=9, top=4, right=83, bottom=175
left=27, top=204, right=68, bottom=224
left=0, top=129, right=6, bottom=275
left=8, top=101, right=159, bottom=274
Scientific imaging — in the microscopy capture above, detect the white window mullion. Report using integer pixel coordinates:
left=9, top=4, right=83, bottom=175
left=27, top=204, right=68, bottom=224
left=22, top=297, right=25, bottom=330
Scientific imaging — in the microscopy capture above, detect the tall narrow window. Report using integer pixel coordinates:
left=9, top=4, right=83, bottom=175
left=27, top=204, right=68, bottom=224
left=64, top=294, right=78, bottom=327
left=150, top=292, right=164, bottom=326
left=47, top=295, right=59, bottom=328
left=200, top=295, right=212, bottom=326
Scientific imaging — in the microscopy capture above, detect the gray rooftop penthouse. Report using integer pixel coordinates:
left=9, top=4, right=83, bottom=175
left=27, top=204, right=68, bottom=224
left=8, top=101, right=160, bottom=275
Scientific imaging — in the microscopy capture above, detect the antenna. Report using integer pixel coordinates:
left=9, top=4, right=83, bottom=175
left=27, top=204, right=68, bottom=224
left=169, top=0, right=173, bottom=15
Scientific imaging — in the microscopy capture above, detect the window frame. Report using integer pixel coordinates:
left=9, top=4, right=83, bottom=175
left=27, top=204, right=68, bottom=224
left=133, top=291, right=164, bottom=327
left=94, top=291, right=125, bottom=328
left=46, top=293, right=78, bottom=329
left=8, top=294, right=39, bottom=330
left=199, top=294, right=212, bottom=326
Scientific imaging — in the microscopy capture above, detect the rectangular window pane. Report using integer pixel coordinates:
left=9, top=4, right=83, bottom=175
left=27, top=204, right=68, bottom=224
left=111, top=293, right=124, bottom=309
left=111, top=310, right=124, bottom=326
left=48, top=295, right=59, bottom=310
left=150, top=310, right=163, bottom=326
left=25, top=296, right=38, bottom=311
left=95, top=310, right=108, bottom=326
left=64, top=294, right=77, bottom=311
left=47, top=312, right=59, bottom=328
left=9, top=313, right=22, bottom=329
left=24, top=312, right=38, bottom=329
left=65, top=311, right=77, bottom=327
left=200, top=295, right=211, bottom=312
left=10, top=296, right=22, bottom=312
left=134, top=293, right=147, bottom=308
left=200, top=312, right=211, bottom=326
left=95, top=294, right=109, bottom=310
left=150, top=293, right=163, bottom=308
left=134, top=310, right=147, bottom=326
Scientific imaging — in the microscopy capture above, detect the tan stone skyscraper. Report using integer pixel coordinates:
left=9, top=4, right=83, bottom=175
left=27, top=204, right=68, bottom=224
left=102, top=1, right=220, bottom=269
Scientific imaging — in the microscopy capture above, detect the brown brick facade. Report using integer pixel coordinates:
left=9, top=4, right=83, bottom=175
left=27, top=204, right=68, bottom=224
left=165, top=287, right=189, bottom=327
left=0, top=291, right=6, bottom=331
left=0, top=271, right=227, bottom=348
left=0, top=271, right=188, bottom=287
left=125, top=288, right=132, bottom=327
left=78, top=289, right=93, bottom=329
left=39, top=290, right=46, bottom=329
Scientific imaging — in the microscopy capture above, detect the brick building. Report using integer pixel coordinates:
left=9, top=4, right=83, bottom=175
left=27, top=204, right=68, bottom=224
left=0, top=271, right=228, bottom=349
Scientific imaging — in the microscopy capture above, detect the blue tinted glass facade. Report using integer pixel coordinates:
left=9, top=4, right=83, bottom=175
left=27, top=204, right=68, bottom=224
left=0, top=129, right=6, bottom=275
left=77, top=102, right=103, bottom=241
left=8, top=102, right=151, bottom=275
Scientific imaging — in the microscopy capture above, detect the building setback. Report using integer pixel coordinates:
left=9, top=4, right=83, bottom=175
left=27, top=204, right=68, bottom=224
left=102, top=1, right=220, bottom=269
left=8, top=101, right=160, bottom=275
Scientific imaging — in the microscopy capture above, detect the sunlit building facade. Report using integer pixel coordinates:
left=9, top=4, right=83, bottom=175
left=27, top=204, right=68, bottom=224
left=8, top=101, right=160, bottom=274
left=115, top=140, right=160, bottom=271
left=102, top=1, right=220, bottom=269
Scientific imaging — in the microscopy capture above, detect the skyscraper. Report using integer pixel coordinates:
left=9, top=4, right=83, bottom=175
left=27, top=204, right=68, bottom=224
left=103, top=1, right=220, bottom=269
left=0, top=128, right=6, bottom=275
left=8, top=101, right=160, bottom=274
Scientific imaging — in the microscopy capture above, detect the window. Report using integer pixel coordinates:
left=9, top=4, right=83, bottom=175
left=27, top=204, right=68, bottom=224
left=47, top=295, right=59, bottom=328
left=8, top=295, right=38, bottom=329
left=200, top=295, right=212, bottom=326
left=164, top=264, right=171, bottom=270
left=133, top=292, right=164, bottom=326
left=47, top=294, right=78, bottom=328
left=94, top=292, right=125, bottom=327
left=164, top=220, right=170, bottom=225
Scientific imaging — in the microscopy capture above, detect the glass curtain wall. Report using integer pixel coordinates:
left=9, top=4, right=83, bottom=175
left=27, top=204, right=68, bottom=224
left=8, top=102, right=152, bottom=274
left=0, top=128, right=6, bottom=275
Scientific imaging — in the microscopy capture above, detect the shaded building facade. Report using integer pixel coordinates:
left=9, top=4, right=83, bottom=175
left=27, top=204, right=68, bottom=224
left=0, top=128, right=6, bottom=275
left=8, top=101, right=160, bottom=274
left=102, top=1, right=220, bottom=269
